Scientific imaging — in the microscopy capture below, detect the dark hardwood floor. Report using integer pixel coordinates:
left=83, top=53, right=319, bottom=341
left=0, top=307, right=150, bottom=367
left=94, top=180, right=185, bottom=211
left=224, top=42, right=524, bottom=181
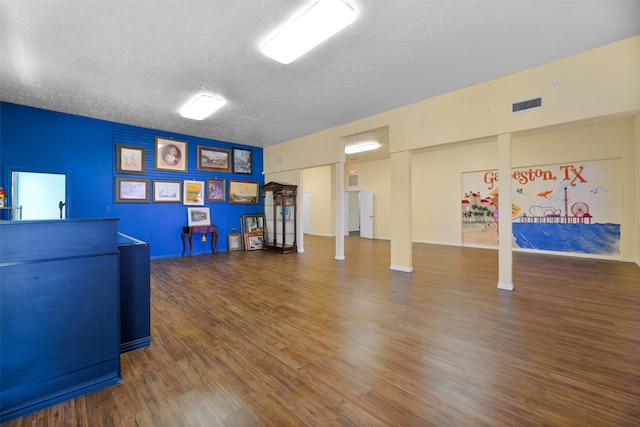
left=4, top=236, right=640, bottom=426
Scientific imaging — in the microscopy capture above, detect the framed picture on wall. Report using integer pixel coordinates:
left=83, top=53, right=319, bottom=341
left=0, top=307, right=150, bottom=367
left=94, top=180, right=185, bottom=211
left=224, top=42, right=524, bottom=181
left=156, top=137, right=187, bottom=172
left=187, top=207, right=210, bottom=227
left=153, top=180, right=181, bottom=202
left=198, top=146, right=231, bottom=173
left=228, top=180, right=259, bottom=204
left=233, top=148, right=252, bottom=174
left=206, top=178, right=226, bottom=202
left=116, top=144, right=146, bottom=175
left=183, top=180, right=205, bottom=206
left=115, top=177, right=150, bottom=203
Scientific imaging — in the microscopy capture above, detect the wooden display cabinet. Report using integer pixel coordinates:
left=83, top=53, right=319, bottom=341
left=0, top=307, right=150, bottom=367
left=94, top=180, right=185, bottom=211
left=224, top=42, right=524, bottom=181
left=262, top=182, right=297, bottom=254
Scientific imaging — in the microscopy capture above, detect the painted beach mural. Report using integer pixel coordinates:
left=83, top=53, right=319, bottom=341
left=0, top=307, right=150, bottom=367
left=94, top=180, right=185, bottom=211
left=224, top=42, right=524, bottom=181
left=461, top=159, right=620, bottom=256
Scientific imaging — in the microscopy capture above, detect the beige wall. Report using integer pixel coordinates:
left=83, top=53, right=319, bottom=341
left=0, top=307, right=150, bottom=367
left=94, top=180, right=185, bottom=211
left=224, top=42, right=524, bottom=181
left=636, top=113, right=640, bottom=267
left=263, top=35, right=640, bottom=264
left=302, top=165, right=334, bottom=236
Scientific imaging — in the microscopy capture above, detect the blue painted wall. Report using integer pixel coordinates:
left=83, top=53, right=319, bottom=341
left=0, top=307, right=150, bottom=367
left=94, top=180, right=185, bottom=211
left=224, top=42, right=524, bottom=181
left=0, top=102, right=264, bottom=258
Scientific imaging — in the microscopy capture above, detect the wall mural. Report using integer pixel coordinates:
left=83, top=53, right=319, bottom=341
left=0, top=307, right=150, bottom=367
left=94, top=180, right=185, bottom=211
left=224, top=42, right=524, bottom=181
left=461, top=159, right=620, bottom=256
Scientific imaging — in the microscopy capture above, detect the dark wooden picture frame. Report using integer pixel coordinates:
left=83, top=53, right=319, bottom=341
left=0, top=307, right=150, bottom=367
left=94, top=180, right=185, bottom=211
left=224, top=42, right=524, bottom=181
left=206, top=178, right=226, bottom=202
left=198, top=145, right=231, bottom=173
left=233, top=148, right=252, bottom=174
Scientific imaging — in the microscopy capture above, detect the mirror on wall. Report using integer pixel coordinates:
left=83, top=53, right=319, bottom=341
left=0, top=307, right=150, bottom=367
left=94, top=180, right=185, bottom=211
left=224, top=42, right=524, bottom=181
left=10, top=171, right=67, bottom=220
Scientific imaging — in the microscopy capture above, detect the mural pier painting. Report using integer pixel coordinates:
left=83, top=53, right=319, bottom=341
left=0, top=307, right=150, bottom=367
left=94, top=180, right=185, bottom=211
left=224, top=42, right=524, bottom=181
left=462, top=160, right=620, bottom=256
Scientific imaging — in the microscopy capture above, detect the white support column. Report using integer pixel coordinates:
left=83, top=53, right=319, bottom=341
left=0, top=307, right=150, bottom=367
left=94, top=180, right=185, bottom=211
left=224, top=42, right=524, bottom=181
left=297, top=168, right=304, bottom=253
left=335, top=161, right=345, bottom=261
left=389, top=151, right=413, bottom=272
left=497, top=134, right=514, bottom=291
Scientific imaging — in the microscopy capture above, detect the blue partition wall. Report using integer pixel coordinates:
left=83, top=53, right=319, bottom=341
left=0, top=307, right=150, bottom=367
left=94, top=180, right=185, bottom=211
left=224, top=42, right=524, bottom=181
left=0, top=102, right=264, bottom=258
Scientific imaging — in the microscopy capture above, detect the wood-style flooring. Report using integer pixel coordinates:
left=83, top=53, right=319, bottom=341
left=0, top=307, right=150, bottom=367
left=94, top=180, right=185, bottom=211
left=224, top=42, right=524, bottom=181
left=4, top=236, right=640, bottom=426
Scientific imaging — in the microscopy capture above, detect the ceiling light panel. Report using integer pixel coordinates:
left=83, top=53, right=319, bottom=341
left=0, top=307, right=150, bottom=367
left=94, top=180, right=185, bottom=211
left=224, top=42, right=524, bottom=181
left=345, top=141, right=380, bottom=154
left=261, top=0, right=357, bottom=64
left=180, top=94, right=226, bottom=120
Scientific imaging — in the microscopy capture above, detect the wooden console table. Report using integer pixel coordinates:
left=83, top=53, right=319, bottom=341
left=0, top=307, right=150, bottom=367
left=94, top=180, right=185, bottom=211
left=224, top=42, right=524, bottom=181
left=181, top=225, right=218, bottom=256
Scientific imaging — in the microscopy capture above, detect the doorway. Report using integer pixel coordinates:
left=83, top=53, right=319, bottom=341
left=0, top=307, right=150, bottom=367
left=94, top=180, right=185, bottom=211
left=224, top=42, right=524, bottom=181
left=10, top=170, right=67, bottom=219
left=344, top=189, right=373, bottom=239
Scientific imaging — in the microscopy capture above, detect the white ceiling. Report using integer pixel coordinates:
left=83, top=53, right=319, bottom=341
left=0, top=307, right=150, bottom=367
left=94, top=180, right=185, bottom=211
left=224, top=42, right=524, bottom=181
left=1, top=1, right=638, bottom=151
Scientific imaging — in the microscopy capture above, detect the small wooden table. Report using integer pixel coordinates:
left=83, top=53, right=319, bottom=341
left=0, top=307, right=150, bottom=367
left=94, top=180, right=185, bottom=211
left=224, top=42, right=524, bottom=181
left=181, top=225, right=218, bottom=256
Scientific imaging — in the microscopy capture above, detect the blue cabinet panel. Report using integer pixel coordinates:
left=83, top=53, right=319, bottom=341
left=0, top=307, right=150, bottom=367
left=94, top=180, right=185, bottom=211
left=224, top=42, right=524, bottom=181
left=0, top=218, right=121, bottom=422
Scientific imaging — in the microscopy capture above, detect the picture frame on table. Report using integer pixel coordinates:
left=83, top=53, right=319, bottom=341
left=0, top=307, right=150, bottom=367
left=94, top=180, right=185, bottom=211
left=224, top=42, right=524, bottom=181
left=116, top=144, right=146, bottom=175
left=228, top=233, right=242, bottom=251
left=187, top=207, right=211, bottom=227
left=228, top=180, right=259, bottom=204
left=183, top=180, right=205, bottom=206
left=197, top=146, right=231, bottom=173
left=115, top=177, right=150, bottom=203
left=153, top=180, right=181, bottom=202
left=206, top=178, right=226, bottom=202
left=156, top=137, right=187, bottom=172
left=244, top=232, right=264, bottom=251
left=233, top=148, right=252, bottom=174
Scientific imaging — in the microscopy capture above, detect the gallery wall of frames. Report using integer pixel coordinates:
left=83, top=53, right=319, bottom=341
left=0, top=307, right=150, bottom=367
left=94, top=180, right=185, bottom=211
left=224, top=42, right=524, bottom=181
left=0, top=102, right=264, bottom=258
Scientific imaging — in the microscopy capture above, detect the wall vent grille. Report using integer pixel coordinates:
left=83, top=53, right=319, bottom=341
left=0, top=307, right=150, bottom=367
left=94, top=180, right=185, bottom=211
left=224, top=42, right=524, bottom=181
left=511, top=96, right=543, bottom=114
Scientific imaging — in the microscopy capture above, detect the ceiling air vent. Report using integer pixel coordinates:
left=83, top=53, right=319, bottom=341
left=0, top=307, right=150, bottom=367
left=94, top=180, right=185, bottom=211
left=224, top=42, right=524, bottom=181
left=511, top=96, right=543, bottom=114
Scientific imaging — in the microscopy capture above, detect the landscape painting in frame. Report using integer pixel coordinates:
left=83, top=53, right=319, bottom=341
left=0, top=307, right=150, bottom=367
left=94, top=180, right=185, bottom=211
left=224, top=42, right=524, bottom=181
left=198, top=146, right=231, bottom=173
left=461, top=159, right=620, bottom=256
left=115, top=177, right=149, bottom=203
left=229, top=180, right=258, bottom=204
left=153, top=180, right=181, bottom=202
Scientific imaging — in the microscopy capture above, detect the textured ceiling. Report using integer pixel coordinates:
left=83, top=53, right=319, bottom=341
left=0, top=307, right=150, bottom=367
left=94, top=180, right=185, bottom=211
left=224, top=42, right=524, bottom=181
left=1, top=1, right=639, bottom=149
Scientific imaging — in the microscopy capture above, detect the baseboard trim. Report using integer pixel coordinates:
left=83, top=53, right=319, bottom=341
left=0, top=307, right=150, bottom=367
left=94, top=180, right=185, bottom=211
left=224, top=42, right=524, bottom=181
left=497, top=282, right=515, bottom=291
left=120, top=337, right=151, bottom=354
left=390, top=265, right=413, bottom=273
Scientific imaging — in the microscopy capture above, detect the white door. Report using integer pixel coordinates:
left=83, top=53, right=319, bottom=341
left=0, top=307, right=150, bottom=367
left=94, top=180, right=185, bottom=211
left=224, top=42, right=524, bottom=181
left=359, top=189, right=373, bottom=239
left=302, top=191, right=311, bottom=234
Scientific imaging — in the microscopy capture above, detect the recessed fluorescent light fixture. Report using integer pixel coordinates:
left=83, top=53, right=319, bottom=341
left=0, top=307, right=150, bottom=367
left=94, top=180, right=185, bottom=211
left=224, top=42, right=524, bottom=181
left=261, top=0, right=357, bottom=64
left=180, top=94, right=226, bottom=120
left=345, top=141, right=380, bottom=154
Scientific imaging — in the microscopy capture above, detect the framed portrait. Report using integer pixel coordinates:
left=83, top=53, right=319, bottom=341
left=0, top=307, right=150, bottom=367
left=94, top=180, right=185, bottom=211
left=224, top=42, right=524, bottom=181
left=187, top=207, right=210, bottom=227
left=156, top=137, right=187, bottom=172
left=233, top=148, right=252, bottom=174
left=229, top=180, right=259, bottom=204
left=241, top=213, right=265, bottom=235
left=183, top=180, right=205, bottom=206
left=115, top=177, right=150, bottom=203
left=198, top=146, right=231, bottom=173
left=228, top=233, right=242, bottom=251
left=153, top=180, right=181, bottom=202
left=244, top=232, right=264, bottom=251
left=116, top=144, right=146, bottom=175
left=207, top=178, right=226, bottom=202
